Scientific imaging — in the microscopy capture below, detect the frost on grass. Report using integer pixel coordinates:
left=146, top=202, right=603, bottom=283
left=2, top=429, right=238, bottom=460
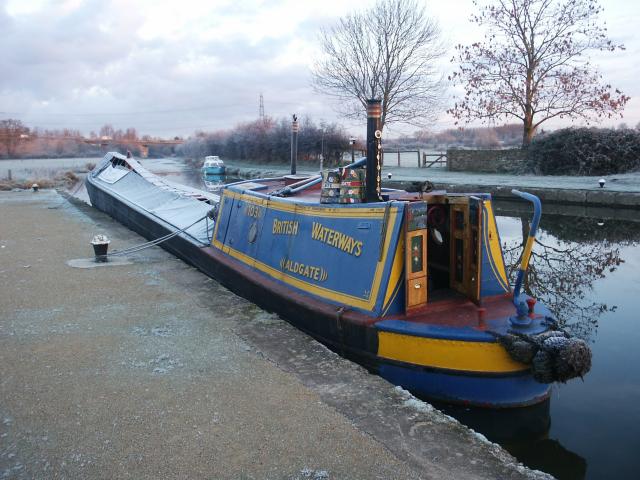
left=251, top=310, right=282, bottom=325
left=130, top=325, right=174, bottom=337
left=150, top=354, right=181, bottom=374
left=151, top=327, right=172, bottom=337
left=290, top=467, right=330, bottom=480
left=126, top=354, right=181, bottom=374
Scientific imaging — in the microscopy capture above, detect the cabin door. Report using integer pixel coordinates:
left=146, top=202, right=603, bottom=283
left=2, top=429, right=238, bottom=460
left=449, top=197, right=482, bottom=303
left=405, top=202, right=428, bottom=313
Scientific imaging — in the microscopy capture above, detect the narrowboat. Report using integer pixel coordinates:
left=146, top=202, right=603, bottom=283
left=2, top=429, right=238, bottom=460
left=86, top=100, right=590, bottom=408
left=202, top=155, right=225, bottom=175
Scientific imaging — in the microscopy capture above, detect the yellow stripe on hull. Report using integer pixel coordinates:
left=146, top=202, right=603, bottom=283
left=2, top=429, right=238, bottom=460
left=378, top=331, right=528, bottom=373
left=382, top=231, right=404, bottom=311
left=483, top=201, right=509, bottom=292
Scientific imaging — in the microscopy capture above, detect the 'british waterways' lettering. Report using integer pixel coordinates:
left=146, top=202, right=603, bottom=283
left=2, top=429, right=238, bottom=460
left=311, top=222, right=363, bottom=257
left=272, top=218, right=299, bottom=235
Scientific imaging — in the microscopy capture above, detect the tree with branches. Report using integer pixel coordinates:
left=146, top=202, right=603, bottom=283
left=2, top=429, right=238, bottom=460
left=312, top=0, right=446, bottom=130
left=449, top=0, right=629, bottom=146
left=0, top=119, right=29, bottom=158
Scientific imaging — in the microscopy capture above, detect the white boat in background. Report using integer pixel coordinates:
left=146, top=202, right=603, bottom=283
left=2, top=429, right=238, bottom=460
left=202, top=155, right=225, bottom=175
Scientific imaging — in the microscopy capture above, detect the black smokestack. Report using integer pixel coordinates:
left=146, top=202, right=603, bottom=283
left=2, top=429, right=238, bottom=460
left=365, top=99, right=382, bottom=202
left=291, top=114, right=298, bottom=175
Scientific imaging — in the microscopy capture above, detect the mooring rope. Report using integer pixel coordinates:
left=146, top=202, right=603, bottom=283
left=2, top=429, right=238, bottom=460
left=104, top=211, right=213, bottom=258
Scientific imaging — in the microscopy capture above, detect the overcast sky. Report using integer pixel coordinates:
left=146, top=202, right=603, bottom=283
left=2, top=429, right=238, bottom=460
left=1, top=0, right=638, bottom=138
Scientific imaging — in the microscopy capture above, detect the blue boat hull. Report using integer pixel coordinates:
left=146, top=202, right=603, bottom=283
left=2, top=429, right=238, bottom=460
left=380, top=363, right=550, bottom=408
left=203, top=166, right=225, bottom=175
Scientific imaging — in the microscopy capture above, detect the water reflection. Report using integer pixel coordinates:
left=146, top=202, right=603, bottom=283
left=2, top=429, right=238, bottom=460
left=507, top=436, right=587, bottom=480
left=203, top=173, right=225, bottom=192
left=433, top=399, right=551, bottom=443
left=431, top=399, right=587, bottom=479
left=495, top=203, right=640, bottom=341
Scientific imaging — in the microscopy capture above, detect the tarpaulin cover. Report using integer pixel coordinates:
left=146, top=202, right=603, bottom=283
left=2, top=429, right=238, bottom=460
left=93, top=167, right=213, bottom=245
left=98, top=165, right=130, bottom=184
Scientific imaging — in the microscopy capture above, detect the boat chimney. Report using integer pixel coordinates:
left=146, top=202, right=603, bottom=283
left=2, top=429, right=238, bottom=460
left=365, top=99, right=383, bottom=202
left=291, top=114, right=298, bottom=175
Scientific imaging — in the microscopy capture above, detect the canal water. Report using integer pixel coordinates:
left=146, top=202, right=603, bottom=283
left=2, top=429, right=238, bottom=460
left=159, top=161, right=640, bottom=480
left=41, top=156, right=639, bottom=479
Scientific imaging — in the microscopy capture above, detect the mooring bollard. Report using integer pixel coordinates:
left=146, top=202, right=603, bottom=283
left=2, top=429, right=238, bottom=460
left=91, top=234, right=110, bottom=262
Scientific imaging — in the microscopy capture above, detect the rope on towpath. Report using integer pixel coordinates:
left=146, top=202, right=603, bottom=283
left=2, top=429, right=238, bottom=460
left=100, top=210, right=215, bottom=259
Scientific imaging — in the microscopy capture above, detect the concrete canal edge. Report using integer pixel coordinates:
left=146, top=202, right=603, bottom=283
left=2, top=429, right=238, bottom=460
left=225, top=164, right=640, bottom=209
left=0, top=189, right=552, bottom=480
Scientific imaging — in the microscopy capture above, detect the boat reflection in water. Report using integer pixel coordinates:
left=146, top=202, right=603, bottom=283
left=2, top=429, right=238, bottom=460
left=203, top=173, right=226, bottom=192
left=432, top=397, right=586, bottom=479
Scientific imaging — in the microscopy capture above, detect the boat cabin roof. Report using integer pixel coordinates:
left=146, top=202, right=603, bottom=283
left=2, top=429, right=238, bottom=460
left=224, top=175, right=487, bottom=205
left=204, top=156, right=223, bottom=165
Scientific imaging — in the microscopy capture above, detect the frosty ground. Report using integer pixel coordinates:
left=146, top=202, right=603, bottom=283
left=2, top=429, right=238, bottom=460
left=0, top=190, right=550, bottom=479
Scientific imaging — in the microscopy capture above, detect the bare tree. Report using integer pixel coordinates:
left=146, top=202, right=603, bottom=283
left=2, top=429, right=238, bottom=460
left=99, top=124, right=115, bottom=139
left=449, top=0, right=629, bottom=146
left=0, top=119, right=29, bottom=157
left=312, top=0, right=446, bottom=129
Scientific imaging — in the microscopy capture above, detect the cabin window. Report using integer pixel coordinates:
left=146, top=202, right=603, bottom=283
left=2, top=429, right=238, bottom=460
left=410, top=235, right=424, bottom=274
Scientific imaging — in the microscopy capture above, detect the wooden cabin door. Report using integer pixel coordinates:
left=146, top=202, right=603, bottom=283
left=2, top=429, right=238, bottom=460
left=449, top=198, right=482, bottom=303
left=405, top=202, right=428, bottom=313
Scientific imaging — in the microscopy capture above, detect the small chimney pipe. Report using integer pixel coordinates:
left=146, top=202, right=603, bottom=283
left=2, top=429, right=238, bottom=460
left=291, top=114, right=298, bottom=175
left=365, top=99, right=383, bottom=202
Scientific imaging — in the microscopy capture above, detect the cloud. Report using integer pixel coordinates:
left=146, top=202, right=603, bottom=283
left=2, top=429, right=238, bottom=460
left=0, top=0, right=363, bottom=136
left=1, top=0, right=638, bottom=138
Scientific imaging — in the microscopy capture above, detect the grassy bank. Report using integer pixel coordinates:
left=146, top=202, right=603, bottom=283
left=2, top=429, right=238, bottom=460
left=0, top=170, right=80, bottom=191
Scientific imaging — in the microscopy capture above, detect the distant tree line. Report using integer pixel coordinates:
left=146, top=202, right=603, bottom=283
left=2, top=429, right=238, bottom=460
left=0, top=119, right=177, bottom=159
left=385, top=123, right=523, bottom=150
left=178, top=117, right=351, bottom=166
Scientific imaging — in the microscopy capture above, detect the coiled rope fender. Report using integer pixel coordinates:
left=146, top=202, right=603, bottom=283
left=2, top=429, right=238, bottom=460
left=491, top=329, right=592, bottom=384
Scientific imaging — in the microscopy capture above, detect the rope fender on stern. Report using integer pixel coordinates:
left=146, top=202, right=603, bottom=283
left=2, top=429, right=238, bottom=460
left=491, top=328, right=592, bottom=384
